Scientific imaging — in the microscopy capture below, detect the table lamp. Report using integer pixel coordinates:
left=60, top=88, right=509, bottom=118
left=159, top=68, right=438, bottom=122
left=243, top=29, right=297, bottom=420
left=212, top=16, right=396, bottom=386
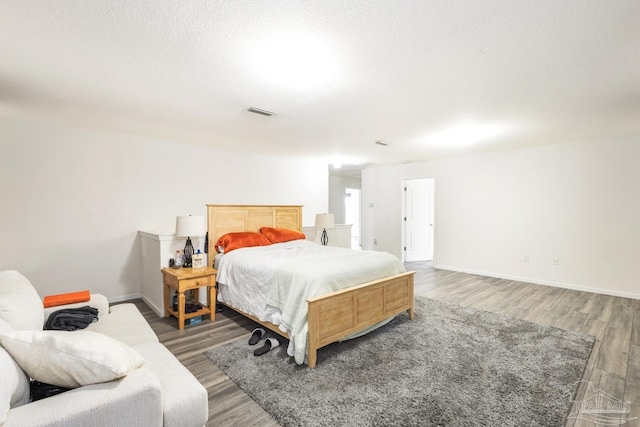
left=315, top=213, right=335, bottom=246
left=175, top=215, right=205, bottom=267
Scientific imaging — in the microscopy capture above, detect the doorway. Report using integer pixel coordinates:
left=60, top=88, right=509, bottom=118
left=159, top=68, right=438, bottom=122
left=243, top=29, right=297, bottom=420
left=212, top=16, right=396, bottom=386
left=402, top=178, right=434, bottom=262
left=345, top=188, right=361, bottom=249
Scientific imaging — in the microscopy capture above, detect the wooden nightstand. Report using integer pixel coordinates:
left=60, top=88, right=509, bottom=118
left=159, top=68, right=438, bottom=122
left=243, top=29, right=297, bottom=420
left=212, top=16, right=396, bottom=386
left=161, top=267, right=216, bottom=330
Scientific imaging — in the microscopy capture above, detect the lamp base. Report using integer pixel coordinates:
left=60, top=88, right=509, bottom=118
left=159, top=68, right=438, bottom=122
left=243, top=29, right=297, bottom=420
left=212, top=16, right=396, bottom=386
left=320, top=228, right=328, bottom=246
left=184, top=237, right=195, bottom=268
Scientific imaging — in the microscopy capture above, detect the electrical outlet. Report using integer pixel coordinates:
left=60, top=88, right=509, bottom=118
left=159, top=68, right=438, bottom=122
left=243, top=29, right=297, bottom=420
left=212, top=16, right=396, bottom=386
left=523, top=255, right=529, bottom=262
left=553, top=257, right=559, bottom=265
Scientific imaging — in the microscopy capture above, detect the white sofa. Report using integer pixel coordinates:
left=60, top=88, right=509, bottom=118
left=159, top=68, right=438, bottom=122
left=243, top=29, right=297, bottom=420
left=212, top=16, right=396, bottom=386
left=0, top=270, right=208, bottom=427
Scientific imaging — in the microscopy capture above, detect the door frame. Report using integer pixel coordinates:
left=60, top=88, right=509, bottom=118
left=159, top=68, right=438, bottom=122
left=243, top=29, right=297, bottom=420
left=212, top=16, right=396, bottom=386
left=401, top=176, right=436, bottom=263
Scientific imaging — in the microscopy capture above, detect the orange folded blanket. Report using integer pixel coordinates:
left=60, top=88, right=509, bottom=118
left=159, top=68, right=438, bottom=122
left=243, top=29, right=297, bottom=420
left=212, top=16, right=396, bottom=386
left=43, top=290, right=91, bottom=308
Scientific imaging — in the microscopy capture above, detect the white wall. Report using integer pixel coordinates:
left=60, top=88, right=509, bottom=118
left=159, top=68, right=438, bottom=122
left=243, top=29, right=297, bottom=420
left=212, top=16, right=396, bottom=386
left=361, top=165, right=403, bottom=252
left=328, top=174, right=361, bottom=224
left=0, top=117, right=327, bottom=300
left=362, top=139, right=640, bottom=299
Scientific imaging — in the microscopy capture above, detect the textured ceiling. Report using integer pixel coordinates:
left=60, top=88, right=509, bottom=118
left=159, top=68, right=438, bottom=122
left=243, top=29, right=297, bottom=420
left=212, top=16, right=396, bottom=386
left=1, top=1, right=639, bottom=169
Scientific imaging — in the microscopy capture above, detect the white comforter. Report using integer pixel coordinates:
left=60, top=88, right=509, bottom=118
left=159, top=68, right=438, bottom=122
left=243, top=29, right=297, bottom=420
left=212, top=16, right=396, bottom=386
left=216, top=240, right=406, bottom=364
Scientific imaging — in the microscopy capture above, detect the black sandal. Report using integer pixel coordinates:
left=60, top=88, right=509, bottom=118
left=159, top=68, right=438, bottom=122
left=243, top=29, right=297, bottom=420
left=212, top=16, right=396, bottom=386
left=248, top=328, right=266, bottom=345
left=254, top=338, right=280, bottom=356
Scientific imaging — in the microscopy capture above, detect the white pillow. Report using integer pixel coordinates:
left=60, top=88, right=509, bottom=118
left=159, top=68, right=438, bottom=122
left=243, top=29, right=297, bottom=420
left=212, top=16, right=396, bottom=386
left=0, top=330, right=145, bottom=389
left=0, top=318, right=13, bottom=335
left=0, top=270, right=44, bottom=331
left=0, top=317, right=30, bottom=424
left=0, top=347, right=30, bottom=424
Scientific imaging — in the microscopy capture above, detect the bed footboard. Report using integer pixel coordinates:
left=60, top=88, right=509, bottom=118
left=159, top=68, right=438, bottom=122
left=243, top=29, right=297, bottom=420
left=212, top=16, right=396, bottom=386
left=306, top=271, right=415, bottom=368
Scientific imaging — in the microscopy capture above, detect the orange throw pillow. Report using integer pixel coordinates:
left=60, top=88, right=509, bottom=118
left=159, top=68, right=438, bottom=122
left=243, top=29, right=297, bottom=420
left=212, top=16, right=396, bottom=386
left=43, top=290, right=91, bottom=308
left=259, top=227, right=306, bottom=244
left=215, top=232, right=272, bottom=254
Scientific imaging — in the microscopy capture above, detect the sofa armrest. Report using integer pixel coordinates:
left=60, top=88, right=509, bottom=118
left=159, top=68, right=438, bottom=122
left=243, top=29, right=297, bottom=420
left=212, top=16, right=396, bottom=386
left=4, top=366, right=163, bottom=427
left=43, top=294, right=110, bottom=321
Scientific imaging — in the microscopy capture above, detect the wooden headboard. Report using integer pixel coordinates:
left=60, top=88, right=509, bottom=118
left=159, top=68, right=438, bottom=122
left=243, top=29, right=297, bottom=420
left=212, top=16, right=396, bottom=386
left=206, top=204, right=302, bottom=255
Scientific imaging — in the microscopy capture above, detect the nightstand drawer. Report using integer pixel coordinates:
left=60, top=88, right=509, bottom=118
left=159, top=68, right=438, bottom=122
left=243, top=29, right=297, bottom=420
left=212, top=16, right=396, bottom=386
left=181, top=276, right=212, bottom=290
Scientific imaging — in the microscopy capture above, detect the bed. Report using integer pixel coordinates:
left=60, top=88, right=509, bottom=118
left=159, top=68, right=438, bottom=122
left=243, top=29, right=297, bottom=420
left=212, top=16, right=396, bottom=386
left=207, top=204, right=415, bottom=368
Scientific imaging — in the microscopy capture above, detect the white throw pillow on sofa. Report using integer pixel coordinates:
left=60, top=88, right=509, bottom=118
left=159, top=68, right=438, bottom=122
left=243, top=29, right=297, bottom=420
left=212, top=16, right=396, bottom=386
left=0, top=319, right=30, bottom=425
left=0, top=330, right=145, bottom=389
left=0, top=270, right=44, bottom=331
left=0, top=347, right=30, bottom=424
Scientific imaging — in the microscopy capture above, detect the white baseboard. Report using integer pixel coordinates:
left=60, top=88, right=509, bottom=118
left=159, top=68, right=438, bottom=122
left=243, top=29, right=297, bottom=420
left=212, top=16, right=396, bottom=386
left=433, top=264, right=640, bottom=300
left=108, top=293, right=140, bottom=303
left=105, top=293, right=165, bottom=317
left=140, top=294, right=165, bottom=318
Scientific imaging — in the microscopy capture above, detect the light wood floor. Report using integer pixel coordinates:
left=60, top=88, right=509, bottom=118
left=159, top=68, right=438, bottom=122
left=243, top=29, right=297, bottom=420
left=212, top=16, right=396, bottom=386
left=134, top=262, right=639, bottom=427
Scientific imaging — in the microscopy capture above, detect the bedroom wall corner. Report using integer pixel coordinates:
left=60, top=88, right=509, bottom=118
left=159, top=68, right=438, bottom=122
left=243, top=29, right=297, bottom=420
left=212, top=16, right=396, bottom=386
left=362, top=139, right=640, bottom=299
left=0, top=116, right=328, bottom=301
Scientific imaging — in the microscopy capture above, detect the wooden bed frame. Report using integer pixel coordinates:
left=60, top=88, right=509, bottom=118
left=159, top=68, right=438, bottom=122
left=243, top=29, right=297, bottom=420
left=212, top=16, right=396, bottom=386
left=207, top=204, right=415, bottom=368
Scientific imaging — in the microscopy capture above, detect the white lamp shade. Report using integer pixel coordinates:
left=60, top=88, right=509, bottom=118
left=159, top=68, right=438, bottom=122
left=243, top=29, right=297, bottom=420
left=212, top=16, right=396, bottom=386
left=175, top=215, right=205, bottom=237
left=315, top=213, right=335, bottom=229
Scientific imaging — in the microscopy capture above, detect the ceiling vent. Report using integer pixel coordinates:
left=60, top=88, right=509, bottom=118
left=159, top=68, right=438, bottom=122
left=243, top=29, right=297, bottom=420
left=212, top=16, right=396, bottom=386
left=247, top=106, right=277, bottom=117
left=375, top=140, right=391, bottom=146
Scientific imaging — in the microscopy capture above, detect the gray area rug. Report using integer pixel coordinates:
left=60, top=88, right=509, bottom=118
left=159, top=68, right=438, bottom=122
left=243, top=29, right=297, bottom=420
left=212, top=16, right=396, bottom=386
left=205, top=297, right=594, bottom=426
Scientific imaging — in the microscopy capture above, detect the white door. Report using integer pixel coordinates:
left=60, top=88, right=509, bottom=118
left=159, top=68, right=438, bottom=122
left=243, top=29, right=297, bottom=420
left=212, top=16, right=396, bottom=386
left=403, top=178, right=434, bottom=261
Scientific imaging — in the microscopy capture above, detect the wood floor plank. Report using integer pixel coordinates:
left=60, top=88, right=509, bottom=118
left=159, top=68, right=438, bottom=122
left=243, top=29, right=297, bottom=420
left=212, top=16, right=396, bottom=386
left=132, top=262, right=638, bottom=427
left=581, top=316, right=609, bottom=342
left=573, top=292, right=599, bottom=315
left=584, top=368, right=626, bottom=425
left=594, top=327, right=631, bottom=378
left=557, top=311, right=588, bottom=334
left=609, top=298, right=635, bottom=331
left=623, top=363, right=640, bottom=426
left=587, top=294, right=616, bottom=323
left=512, top=286, right=539, bottom=310
left=630, top=344, right=640, bottom=368
left=592, top=299, right=634, bottom=378
left=519, top=304, right=549, bottom=323
left=632, top=299, right=640, bottom=345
